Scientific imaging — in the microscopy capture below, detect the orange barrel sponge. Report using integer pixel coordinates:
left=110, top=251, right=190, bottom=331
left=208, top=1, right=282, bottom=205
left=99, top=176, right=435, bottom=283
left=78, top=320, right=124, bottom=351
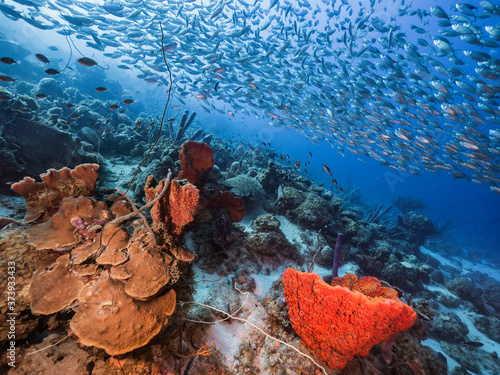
left=282, top=269, right=417, bottom=370
left=169, top=179, right=200, bottom=235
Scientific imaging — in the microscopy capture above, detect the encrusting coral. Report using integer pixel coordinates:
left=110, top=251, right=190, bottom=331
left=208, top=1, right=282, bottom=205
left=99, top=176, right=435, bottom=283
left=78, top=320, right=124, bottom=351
left=25, top=196, right=111, bottom=250
left=282, top=268, right=417, bottom=370
left=24, top=188, right=182, bottom=354
left=70, top=274, right=176, bottom=356
left=29, top=254, right=85, bottom=315
left=11, top=163, right=99, bottom=223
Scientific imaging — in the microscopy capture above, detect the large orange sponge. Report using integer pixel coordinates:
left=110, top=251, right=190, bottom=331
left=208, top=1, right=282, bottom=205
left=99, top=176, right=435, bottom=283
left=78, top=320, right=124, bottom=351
left=282, top=269, right=417, bottom=370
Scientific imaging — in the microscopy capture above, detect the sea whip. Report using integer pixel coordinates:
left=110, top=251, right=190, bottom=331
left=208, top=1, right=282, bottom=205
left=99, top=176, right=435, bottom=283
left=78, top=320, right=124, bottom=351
left=332, top=233, right=344, bottom=281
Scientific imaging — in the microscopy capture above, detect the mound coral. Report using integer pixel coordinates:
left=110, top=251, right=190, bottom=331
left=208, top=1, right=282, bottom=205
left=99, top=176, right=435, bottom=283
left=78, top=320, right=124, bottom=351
left=282, top=269, right=417, bottom=370
left=17, top=163, right=194, bottom=355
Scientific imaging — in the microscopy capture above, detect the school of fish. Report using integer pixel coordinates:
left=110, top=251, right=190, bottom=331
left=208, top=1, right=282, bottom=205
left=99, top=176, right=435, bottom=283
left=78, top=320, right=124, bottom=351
left=0, top=0, right=499, bottom=194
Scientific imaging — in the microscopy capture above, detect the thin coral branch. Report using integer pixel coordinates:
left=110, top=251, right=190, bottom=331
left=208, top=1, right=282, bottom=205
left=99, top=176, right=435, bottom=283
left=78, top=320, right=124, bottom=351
left=110, top=169, right=173, bottom=244
left=139, top=169, right=173, bottom=212
left=167, top=341, right=215, bottom=359
left=116, top=188, right=157, bottom=245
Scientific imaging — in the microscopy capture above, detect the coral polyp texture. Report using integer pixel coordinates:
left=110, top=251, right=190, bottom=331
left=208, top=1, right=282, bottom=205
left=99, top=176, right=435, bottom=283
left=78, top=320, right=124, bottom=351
left=282, top=268, right=417, bottom=370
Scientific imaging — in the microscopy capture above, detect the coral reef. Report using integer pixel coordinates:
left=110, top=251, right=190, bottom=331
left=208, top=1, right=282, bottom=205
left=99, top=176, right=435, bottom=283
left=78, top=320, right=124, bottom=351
left=24, top=190, right=185, bottom=354
left=244, top=214, right=300, bottom=264
left=1, top=113, right=497, bottom=375
left=223, top=174, right=266, bottom=200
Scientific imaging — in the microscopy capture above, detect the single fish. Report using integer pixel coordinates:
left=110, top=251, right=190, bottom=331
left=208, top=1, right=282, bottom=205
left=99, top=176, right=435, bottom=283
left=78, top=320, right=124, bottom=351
left=35, top=54, right=50, bottom=63
left=45, top=68, right=60, bottom=75
left=0, top=75, right=16, bottom=82
left=0, top=57, right=17, bottom=64
left=78, top=57, right=98, bottom=66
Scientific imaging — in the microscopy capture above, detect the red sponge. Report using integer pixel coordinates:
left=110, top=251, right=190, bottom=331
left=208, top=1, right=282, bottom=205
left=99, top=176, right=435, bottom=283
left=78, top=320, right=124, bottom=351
left=282, top=269, right=417, bottom=369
